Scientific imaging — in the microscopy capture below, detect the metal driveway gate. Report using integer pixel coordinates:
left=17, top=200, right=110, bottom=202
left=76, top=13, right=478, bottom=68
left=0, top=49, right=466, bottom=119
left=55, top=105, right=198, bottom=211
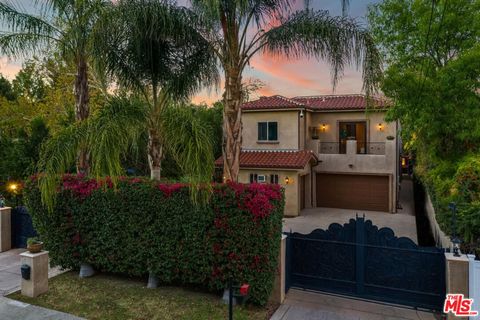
left=285, top=216, right=446, bottom=310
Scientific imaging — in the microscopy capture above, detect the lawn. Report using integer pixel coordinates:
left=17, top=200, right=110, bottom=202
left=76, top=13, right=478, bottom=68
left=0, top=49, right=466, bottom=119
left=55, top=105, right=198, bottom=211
left=9, top=272, right=276, bottom=320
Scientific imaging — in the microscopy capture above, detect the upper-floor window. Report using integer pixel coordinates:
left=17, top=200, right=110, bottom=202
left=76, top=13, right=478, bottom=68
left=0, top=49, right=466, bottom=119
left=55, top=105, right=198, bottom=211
left=258, top=122, right=278, bottom=141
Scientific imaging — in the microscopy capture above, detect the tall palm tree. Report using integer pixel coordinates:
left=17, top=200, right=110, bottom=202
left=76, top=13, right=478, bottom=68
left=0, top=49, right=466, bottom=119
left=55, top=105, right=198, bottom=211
left=187, top=0, right=382, bottom=182
left=0, top=0, right=108, bottom=171
left=92, top=0, right=219, bottom=181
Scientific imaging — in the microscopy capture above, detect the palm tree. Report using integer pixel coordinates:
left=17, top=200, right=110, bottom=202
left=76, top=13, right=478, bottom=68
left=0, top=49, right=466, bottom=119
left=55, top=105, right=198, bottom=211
left=186, top=0, right=382, bottom=181
left=91, top=0, right=219, bottom=181
left=0, top=0, right=108, bottom=171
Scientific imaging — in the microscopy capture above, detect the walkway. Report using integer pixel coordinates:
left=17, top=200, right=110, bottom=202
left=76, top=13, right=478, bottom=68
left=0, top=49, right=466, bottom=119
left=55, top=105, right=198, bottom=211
left=0, top=297, right=84, bottom=320
left=283, top=179, right=418, bottom=242
left=271, top=290, right=437, bottom=320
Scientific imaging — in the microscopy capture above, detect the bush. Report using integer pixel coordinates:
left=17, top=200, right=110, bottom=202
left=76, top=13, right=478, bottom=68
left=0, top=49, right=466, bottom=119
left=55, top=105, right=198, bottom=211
left=24, top=175, right=284, bottom=305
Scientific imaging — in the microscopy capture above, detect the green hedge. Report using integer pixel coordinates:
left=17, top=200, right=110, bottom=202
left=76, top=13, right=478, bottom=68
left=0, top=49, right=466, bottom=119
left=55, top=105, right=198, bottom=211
left=24, top=175, right=284, bottom=305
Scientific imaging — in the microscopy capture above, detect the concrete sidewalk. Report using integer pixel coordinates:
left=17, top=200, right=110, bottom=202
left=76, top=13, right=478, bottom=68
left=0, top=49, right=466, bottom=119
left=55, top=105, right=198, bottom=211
left=0, top=297, right=84, bottom=320
left=271, top=290, right=438, bottom=320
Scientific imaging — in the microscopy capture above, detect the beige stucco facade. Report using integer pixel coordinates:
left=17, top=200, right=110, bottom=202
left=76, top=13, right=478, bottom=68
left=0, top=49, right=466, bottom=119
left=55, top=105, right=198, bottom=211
left=238, top=166, right=312, bottom=216
left=240, top=108, right=399, bottom=216
left=242, top=110, right=300, bottom=150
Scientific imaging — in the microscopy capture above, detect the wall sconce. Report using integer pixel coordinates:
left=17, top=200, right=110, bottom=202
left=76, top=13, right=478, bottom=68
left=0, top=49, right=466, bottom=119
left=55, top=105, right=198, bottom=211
left=377, top=123, right=384, bottom=131
left=284, top=176, right=292, bottom=185
left=8, top=183, right=18, bottom=193
left=321, top=124, right=327, bottom=132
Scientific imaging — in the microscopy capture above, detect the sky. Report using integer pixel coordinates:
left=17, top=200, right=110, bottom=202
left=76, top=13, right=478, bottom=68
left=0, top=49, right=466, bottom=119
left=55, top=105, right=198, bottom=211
left=0, top=0, right=380, bottom=105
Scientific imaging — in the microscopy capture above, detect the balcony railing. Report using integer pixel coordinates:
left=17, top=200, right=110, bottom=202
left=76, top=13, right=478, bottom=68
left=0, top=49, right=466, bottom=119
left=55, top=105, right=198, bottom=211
left=318, top=141, right=386, bottom=155
left=319, top=142, right=341, bottom=154
left=357, top=142, right=386, bottom=155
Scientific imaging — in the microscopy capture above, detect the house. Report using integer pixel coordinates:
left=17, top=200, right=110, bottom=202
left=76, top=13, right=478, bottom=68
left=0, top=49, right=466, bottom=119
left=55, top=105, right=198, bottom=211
left=215, top=94, right=400, bottom=216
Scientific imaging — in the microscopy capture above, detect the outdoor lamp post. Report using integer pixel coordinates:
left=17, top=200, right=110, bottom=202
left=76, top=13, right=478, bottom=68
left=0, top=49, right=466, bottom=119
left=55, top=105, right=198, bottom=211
left=227, top=279, right=250, bottom=320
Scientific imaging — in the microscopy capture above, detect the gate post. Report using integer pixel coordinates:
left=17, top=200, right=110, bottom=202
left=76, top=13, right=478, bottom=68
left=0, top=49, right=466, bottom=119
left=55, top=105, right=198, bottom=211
left=355, top=216, right=365, bottom=295
left=270, top=234, right=287, bottom=304
left=0, top=207, right=11, bottom=252
left=445, top=252, right=469, bottom=320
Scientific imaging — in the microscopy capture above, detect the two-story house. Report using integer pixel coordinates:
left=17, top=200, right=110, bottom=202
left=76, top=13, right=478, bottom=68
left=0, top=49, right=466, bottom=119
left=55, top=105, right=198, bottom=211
left=215, top=94, right=400, bottom=216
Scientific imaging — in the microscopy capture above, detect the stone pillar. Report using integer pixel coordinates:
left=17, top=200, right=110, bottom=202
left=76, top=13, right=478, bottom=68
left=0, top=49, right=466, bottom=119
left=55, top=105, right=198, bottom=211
left=270, top=234, right=286, bottom=304
left=20, top=251, right=49, bottom=298
left=445, top=253, right=469, bottom=320
left=468, top=255, right=480, bottom=318
left=0, top=207, right=11, bottom=252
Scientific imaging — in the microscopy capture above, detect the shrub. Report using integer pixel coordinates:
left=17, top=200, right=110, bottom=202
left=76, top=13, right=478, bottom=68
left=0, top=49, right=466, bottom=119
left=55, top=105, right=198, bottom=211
left=24, top=175, right=284, bottom=305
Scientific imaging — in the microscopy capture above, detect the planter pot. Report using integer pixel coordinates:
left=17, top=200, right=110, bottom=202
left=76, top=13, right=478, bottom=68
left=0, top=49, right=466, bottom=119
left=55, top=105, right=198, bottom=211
left=147, top=272, right=158, bottom=289
left=27, top=242, right=43, bottom=253
left=222, top=288, right=238, bottom=306
left=79, top=262, right=95, bottom=278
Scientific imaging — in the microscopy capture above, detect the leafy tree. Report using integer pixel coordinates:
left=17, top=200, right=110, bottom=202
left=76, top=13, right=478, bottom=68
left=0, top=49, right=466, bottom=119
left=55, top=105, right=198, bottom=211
left=186, top=0, right=382, bottom=181
left=0, top=0, right=109, bottom=171
left=0, top=74, right=15, bottom=101
left=368, top=0, right=480, bottom=244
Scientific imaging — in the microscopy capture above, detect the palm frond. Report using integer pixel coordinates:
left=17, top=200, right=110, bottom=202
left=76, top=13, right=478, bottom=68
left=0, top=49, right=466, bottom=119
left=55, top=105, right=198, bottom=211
left=0, top=1, right=61, bottom=57
left=262, top=9, right=382, bottom=96
left=36, top=120, right=88, bottom=211
left=161, top=103, right=215, bottom=203
left=87, top=96, right=147, bottom=181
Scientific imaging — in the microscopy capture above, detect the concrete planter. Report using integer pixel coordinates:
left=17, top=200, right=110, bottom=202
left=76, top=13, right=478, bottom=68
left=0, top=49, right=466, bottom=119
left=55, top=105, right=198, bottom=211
left=147, top=272, right=158, bottom=288
left=468, top=255, right=480, bottom=314
left=79, top=263, right=95, bottom=278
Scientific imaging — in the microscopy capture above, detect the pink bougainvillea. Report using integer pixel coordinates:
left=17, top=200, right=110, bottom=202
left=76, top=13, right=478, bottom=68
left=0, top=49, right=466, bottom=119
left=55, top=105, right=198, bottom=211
left=62, top=174, right=100, bottom=199
left=157, top=183, right=186, bottom=197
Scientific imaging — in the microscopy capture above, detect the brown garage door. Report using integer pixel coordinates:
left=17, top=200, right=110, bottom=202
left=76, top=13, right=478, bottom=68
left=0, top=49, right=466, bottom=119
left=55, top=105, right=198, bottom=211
left=316, top=174, right=389, bottom=212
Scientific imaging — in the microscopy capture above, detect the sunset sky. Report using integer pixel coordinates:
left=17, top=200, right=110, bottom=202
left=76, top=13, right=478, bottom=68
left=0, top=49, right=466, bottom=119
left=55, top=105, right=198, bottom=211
left=0, top=0, right=380, bottom=105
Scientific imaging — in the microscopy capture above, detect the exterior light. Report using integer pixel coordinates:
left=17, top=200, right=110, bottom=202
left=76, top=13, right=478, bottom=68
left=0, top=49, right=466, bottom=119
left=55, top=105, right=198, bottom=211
left=378, top=123, right=384, bottom=131
left=8, top=183, right=18, bottom=192
left=284, top=177, right=290, bottom=185
left=321, top=124, right=326, bottom=132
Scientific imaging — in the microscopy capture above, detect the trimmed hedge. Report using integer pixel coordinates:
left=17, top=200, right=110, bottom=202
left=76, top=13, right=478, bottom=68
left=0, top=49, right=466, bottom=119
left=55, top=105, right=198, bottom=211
left=24, top=175, right=284, bottom=305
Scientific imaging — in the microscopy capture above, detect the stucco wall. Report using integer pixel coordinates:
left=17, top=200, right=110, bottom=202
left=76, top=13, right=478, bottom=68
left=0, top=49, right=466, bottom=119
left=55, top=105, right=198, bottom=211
left=242, top=110, right=299, bottom=150
left=425, top=193, right=454, bottom=249
left=238, top=168, right=309, bottom=216
left=309, top=111, right=394, bottom=144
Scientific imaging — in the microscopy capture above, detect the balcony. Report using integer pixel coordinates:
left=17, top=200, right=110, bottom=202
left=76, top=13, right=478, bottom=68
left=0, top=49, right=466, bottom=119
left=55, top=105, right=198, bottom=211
left=317, top=141, right=385, bottom=155
left=311, top=139, right=396, bottom=175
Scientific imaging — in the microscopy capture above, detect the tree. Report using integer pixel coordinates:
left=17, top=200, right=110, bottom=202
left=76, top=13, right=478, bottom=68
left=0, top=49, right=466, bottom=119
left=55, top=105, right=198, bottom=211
left=0, top=0, right=109, bottom=171
left=0, top=74, right=16, bottom=101
left=187, top=0, right=382, bottom=181
left=91, top=0, right=218, bottom=181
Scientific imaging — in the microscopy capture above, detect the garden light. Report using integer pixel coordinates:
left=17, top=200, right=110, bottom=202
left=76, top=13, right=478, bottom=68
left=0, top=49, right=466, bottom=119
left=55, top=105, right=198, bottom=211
left=8, top=183, right=18, bottom=192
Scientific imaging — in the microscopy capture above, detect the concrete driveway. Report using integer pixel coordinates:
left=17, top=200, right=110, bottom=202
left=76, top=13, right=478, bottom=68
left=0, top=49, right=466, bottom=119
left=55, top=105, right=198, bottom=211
left=283, top=179, right=418, bottom=242
left=271, top=290, right=439, bottom=320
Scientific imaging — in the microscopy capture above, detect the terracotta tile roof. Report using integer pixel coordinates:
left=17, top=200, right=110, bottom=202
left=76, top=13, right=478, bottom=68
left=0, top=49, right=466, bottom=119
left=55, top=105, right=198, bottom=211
left=242, top=94, right=388, bottom=111
left=215, top=150, right=317, bottom=169
left=242, top=95, right=304, bottom=110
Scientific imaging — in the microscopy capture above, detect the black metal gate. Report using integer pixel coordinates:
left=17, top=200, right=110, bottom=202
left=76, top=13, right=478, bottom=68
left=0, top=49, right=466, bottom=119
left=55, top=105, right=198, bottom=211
left=285, top=216, right=446, bottom=310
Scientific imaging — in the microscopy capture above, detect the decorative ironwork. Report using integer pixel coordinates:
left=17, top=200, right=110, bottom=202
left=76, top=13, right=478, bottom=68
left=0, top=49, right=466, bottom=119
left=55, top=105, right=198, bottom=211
left=285, top=216, right=446, bottom=311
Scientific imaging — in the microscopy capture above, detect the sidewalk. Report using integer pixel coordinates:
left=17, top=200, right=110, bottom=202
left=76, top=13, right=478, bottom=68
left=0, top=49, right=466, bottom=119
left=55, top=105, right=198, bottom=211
left=0, top=297, right=84, bottom=320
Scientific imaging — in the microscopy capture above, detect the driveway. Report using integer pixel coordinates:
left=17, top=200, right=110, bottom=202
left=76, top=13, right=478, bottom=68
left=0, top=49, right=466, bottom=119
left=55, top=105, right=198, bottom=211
left=283, top=178, right=418, bottom=242
left=271, top=289, right=439, bottom=320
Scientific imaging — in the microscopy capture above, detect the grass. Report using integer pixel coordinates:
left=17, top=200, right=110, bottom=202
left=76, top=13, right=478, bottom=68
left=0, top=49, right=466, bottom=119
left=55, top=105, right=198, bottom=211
left=8, top=271, right=276, bottom=320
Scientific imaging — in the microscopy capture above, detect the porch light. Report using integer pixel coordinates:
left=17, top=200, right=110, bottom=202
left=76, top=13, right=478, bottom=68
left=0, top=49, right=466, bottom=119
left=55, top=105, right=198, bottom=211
left=8, top=183, right=18, bottom=192
left=321, top=124, right=326, bottom=132
left=378, top=123, right=384, bottom=131
left=284, top=176, right=290, bottom=185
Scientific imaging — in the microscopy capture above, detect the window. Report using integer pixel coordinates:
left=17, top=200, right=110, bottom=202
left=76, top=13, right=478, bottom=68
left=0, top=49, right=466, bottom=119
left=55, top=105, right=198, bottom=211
left=258, top=122, right=278, bottom=141
left=249, top=173, right=258, bottom=183
left=270, top=174, right=279, bottom=184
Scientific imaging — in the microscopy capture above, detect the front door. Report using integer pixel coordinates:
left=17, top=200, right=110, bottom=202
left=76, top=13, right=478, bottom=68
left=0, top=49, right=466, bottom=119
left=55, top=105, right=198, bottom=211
left=339, top=121, right=367, bottom=154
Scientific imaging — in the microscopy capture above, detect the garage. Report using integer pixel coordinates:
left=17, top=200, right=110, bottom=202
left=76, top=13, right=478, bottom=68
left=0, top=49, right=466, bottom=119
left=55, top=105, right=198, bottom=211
left=316, top=173, right=389, bottom=212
